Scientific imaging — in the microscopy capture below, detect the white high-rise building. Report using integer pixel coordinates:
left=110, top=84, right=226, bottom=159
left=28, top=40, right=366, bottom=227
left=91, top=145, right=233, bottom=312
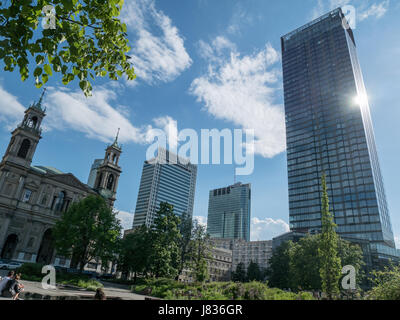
left=132, top=148, right=197, bottom=228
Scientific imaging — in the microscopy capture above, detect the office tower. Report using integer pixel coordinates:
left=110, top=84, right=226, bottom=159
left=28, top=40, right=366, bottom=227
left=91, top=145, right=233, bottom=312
left=281, top=8, right=397, bottom=264
left=87, top=159, right=103, bottom=188
left=132, top=148, right=197, bottom=228
left=207, top=182, right=251, bottom=241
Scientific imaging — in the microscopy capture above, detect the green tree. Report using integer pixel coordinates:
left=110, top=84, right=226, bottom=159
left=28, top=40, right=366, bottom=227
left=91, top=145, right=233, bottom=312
left=232, top=262, right=247, bottom=283
left=318, top=174, right=341, bottom=299
left=247, top=261, right=262, bottom=282
left=267, top=236, right=364, bottom=292
left=177, top=212, right=193, bottom=279
left=53, top=195, right=121, bottom=272
left=188, top=221, right=212, bottom=283
left=0, top=0, right=135, bottom=95
left=266, top=241, right=294, bottom=289
left=149, top=202, right=182, bottom=279
left=290, top=235, right=322, bottom=291
left=337, top=239, right=365, bottom=289
left=367, top=264, right=400, bottom=300
left=118, top=225, right=152, bottom=283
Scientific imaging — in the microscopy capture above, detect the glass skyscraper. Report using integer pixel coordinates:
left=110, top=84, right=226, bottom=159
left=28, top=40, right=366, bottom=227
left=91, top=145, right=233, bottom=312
left=207, top=182, right=251, bottom=241
left=132, top=148, right=197, bottom=228
left=281, top=8, right=397, bottom=264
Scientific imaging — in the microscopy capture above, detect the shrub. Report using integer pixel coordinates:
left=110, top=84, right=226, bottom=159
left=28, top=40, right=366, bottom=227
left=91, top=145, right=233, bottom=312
left=16, top=263, right=44, bottom=278
left=131, top=279, right=314, bottom=300
left=366, top=265, right=400, bottom=300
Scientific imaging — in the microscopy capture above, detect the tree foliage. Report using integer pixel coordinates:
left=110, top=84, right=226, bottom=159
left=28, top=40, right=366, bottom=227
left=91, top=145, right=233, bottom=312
left=232, top=262, right=247, bottom=283
left=53, top=195, right=122, bottom=271
left=267, top=235, right=364, bottom=293
left=367, top=264, right=400, bottom=300
left=149, top=202, right=182, bottom=279
left=118, top=225, right=152, bottom=282
left=0, top=0, right=135, bottom=95
left=188, top=220, right=212, bottom=283
left=247, top=261, right=262, bottom=282
left=177, top=212, right=193, bottom=278
left=266, top=241, right=293, bottom=289
left=318, top=173, right=342, bottom=299
left=290, top=235, right=322, bottom=291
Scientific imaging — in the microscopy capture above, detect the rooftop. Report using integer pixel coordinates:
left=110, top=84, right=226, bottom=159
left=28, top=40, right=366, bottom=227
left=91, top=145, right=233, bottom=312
left=281, top=8, right=341, bottom=41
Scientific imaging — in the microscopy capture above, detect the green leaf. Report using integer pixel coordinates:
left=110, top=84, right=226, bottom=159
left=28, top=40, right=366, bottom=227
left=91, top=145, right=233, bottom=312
left=43, top=64, right=52, bottom=76
left=36, top=55, right=45, bottom=65
left=33, top=67, right=42, bottom=77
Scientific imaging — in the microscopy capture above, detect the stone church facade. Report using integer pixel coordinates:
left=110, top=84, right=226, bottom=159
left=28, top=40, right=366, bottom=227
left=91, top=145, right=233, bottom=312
left=0, top=93, right=122, bottom=268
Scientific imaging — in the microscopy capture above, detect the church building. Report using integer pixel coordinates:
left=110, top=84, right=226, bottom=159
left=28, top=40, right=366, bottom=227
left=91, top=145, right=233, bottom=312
left=0, top=92, right=122, bottom=267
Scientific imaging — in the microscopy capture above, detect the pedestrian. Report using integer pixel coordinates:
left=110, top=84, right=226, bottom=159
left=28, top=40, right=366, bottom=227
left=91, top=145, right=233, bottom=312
left=94, top=287, right=107, bottom=300
left=0, top=270, right=14, bottom=297
left=8, top=273, right=24, bottom=300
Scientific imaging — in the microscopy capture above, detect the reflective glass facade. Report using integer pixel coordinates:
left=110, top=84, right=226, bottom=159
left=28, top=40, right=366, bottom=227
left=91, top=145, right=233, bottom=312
left=207, top=182, right=251, bottom=241
left=132, top=148, right=197, bottom=228
left=281, top=9, right=396, bottom=261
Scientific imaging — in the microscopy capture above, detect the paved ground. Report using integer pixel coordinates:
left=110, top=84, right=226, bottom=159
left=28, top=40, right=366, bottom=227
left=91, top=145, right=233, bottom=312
left=0, top=270, right=151, bottom=300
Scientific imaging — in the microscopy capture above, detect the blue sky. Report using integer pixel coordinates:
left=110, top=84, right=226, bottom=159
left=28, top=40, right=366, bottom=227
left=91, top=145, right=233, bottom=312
left=0, top=0, right=399, bottom=244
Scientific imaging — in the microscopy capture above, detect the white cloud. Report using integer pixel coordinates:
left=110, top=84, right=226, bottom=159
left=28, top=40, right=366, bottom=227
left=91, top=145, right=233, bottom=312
left=121, top=0, right=192, bottom=84
left=250, top=217, right=290, bottom=241
left=330, top=0, right=352, bottom=10
left=311, top=0, right=390, bottom=21
left=194, top=215, right=207, bottom=227
left=0, top=85, right=178, bottom=148
left=0, top=85, right=26, bottom=130
left=190, top=40, right=286, bottom=158
left=116, top=210, right=134, bottom=231
left=358, top=1, right=390, bottom=21
left=198, top=36, right=236, bottom=64
left=226, top=4, right=254, bottom=35
left=311, top=0, right=326, bottom=19
left=44, top=87, right=148, bottom=144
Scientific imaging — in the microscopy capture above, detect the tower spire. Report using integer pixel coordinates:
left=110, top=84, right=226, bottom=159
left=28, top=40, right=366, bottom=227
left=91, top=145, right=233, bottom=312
left=114, top=128, right=120, bottom=144
left=111, top=128, right=122, bottom=150
left=33, top=88, right=46, bottom=110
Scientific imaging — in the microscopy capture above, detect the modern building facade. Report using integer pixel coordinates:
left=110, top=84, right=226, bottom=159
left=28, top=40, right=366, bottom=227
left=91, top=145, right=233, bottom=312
left=281, top=8, right=397, bottom=264
left=207, top=182, right=251, bottom=241
left=212, top=238, right=272, bottom=274
left=0, top=94, right=122, bottom=267
left=132, top=148, right=197, bottom=228
left=87, top=159, right=103, bottom=188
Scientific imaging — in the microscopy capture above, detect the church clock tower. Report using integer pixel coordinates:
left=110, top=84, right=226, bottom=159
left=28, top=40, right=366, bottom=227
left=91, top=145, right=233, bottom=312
left=93, top=130, right=122, bottom=207
left=1, top=90, right=46, bottom=170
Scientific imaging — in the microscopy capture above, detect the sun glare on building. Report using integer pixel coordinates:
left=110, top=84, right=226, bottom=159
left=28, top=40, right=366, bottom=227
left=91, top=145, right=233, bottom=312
left=354, top=93, right=369, bottom=106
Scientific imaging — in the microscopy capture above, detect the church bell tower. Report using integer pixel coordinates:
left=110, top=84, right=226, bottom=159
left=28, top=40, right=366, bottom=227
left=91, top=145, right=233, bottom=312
left=93, top=129, right=122, bottom=207
left=1, top=90, right=46, bottom=170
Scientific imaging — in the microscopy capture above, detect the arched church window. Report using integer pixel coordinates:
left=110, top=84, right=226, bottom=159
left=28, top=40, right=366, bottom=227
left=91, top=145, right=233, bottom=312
left=112, top=154, right=117, bottom=164
left=27, top=237, right=35, bottom=248
left=41, top=194, right=48, bottom=206
left=17, top=139, right=31, bottom=159
left=55, top=191, right=66, bottom=211
left=106, top=174, right=114, bottom=190
left=97, top=173, right=103, bottom=189
left=28, top=116, right=38, bottom=128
